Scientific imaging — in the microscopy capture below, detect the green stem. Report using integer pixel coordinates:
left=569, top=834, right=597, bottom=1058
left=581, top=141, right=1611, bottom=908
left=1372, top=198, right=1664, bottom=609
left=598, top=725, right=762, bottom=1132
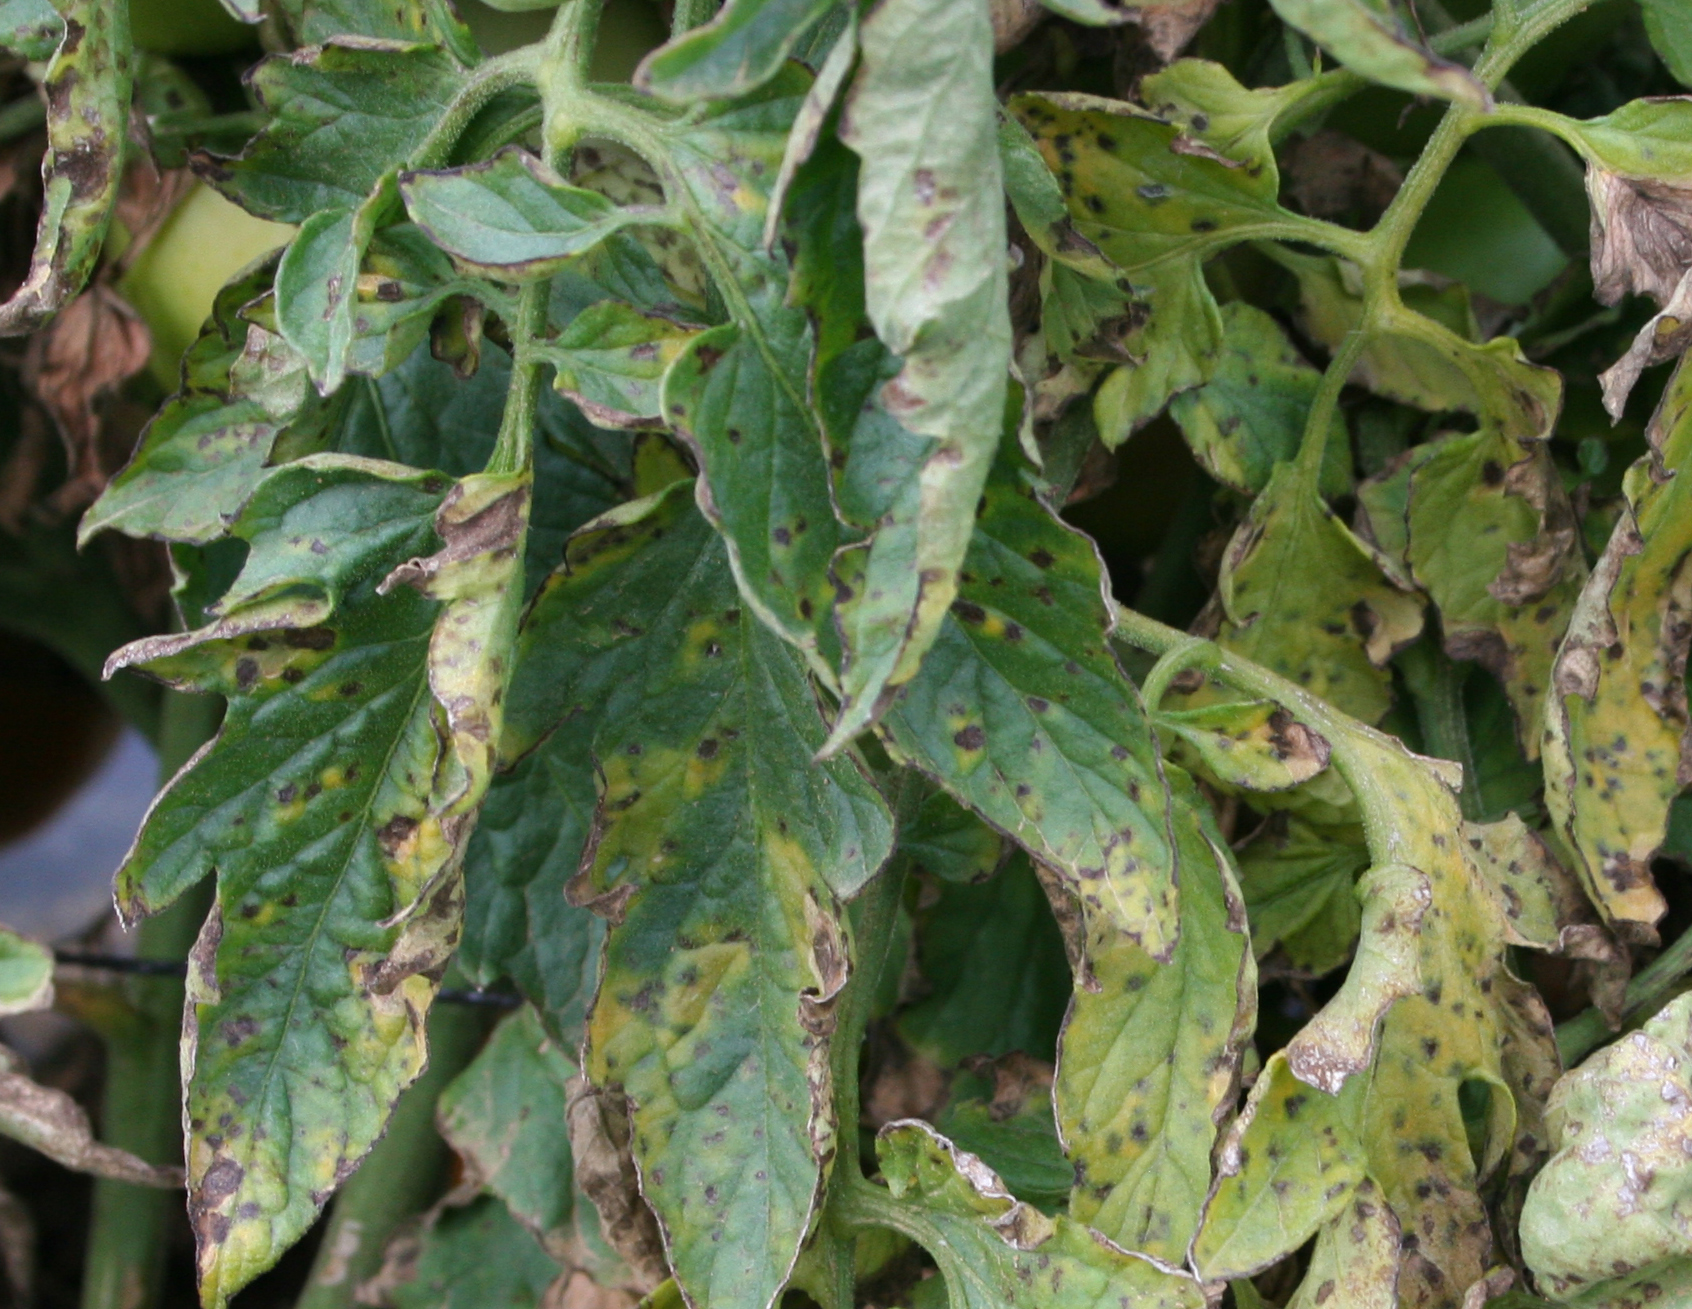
left=671, top=0, right=716, bottom=37
left=1294, top=324, right=1367, bottom=486
left=488, top=281, right=550, bottom=476
left=79, top=690, right=220, bottom=1309
left=411, top=46, right=544, bottom=171
left=1556, top=924, right=1692, bottom=1066
left=1396, top=638, right=1483, bottom=821
left=295, top=997, right=491, bottom=1308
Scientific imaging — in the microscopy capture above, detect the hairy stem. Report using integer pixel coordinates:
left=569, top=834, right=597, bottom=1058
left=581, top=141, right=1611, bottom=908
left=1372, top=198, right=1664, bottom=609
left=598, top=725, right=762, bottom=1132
left=489, top=280, right=551, bottom=476
left=671, top=0, right=717, bottom=38
left=411, top=46, right=545, bottom=171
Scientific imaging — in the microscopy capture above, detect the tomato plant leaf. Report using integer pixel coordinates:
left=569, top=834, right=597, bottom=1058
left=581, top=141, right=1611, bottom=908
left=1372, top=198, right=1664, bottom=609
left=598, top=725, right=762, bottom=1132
left=874, top=1120, right=1208, bottom=1309
left=0, top=0, right=131, bottom=335
left=502, top=480, right=893, bottom=1309
left=1153, top=697, right=1332, bottom=795
left=534, top=300, right=697, bottom=428
left=389, top=1195, right=564, bottom=1309
left=1266, top=0, right=1489, bottom=108
left=0, top=928, right=50, bottom=1016
left=1055, top=765, right=1255, bottom=1261
left=816, top=0, right=1011, bottom=750
left=879, top=448, right=1181, bottom=960
left=0, top=0, right=61, bottom=61
left=1235, top=815, right=1367, bottom=975
left=637, top=0, right=837, bottom=104
left=1543, top=357, right=1692, bottom=933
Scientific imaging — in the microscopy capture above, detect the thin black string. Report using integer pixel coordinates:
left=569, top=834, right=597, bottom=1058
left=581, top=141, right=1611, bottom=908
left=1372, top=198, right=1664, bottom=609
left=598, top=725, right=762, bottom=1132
left=49, top=951, right=522, bottom=1008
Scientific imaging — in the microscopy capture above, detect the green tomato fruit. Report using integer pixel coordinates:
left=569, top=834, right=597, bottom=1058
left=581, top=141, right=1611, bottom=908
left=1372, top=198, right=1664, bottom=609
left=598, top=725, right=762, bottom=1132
left=119, top=184, right=293, bottom=388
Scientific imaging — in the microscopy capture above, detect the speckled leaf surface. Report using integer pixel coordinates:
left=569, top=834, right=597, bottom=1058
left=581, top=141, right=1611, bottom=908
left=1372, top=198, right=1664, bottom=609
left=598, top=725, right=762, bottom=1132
left=1154, top=697, right=1332, bottom=795
left=1213, top=461, right=1423, bottom=725
left=105, top=452, right=530, bottom=1306
left=536, top=300, right=697, bottom=429
left=1284, top=1176, right=1402, bottom=1309
left=1520, top=992, right=1692, bottom=1300
left=1169, top=302, right=1350, bottom=498
left=1543, top=357, right=1692, bottom=933
left=880, top=447, right=1181, bottom=960
left=438, top=1004, right=576, bottom=1250
left=0, top=0, right=131, bottom=335
left=1056, top=765, right=1255, bottom=1261
left=1406, top=428, right=1587, bottom=755
left=876, top=1121, right=1208, bottom=1309
left=816, top=0, right=1009, bottom=749
left=654, top=73, right=842, bottom=657
left=502, top=480, right=893, bottom=1309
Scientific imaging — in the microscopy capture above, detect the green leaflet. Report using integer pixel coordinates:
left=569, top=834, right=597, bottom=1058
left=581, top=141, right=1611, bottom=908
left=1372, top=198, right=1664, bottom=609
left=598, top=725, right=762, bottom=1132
left=1136, top=59, right=1319, bottom=176
left=0, top=0, right=131, bottom=335
left=817, top=0, right=1010, bottom=749
left=637, top=0, right=837, bottom=104
left=897, top=853, right=1072, bottom=1066
left=1236, top=814, right=1367, bottom=974
left=649, top=71, right=842, bottom=655
left=879, top=446, right=1181, bottom=961
left=1520, top=992, right=1692, bottom=1300
left=1154, top=697, right=1333, bottom=795
left=1543, top=357, right=1692, bottom=932
left=215, top=0, right=475, bottom=50
left=1266, top=0, right=1488, bottom=107
left=874, top=1121, right=1208, bottom=1309
left=390, top=1196, right=564, bottom=1309
left=1284, top=1176, right=1401, bottom=1309
left=438, top=1005, right=576, bottom=1250
left=535, top=300, right=698, bottom=429
left=199, top=41, right=470, bottom=226
left=1405, top=427, right=1588, bottom=755
left=105, top=455, right=528, bottom=1307
left=900, top=787, right=1007, bottom=885
left=0, top=926, right=51, bottom=1016
left=1213, top=461, right=1424, bottom=725
left=502, top=480, right=894, bottom=1309
left=931, top=1057, right=1070, bottom=1212
left=400, top=150, right=656, bottom=282
left=0, top=0, right=61, bottom=60
left=1169, top=303, right=1350, bottom=498
left=1644, top=0, right=1692, bottom=88
left=80, top=259, right=301, bottom=545
left=1055, top=765, right=1255, bottom=1261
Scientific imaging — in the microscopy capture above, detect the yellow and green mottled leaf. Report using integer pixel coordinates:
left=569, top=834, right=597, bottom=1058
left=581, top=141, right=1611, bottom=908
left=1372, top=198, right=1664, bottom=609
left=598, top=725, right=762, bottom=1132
left=1213, top=461, right=1424, bottom=725
left=1155, top=696, right=1332, bottom=795
left=1543, top=356, right=1692, bottom=932
left=1056, top=765, right=1255, bottom=1261
left=535, top=300, right=697, bottom=429
left=880, top=445, right=1181, bottom=960
left=502, top=480, right=894, bottom=1309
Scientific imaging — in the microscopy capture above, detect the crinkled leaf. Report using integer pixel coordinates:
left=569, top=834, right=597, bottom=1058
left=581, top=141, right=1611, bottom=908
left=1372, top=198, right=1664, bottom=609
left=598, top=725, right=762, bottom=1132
left=1543, top=356, right=1692, bottom=931
left=1055, top=765, right=1255, bottom=1261
left=1405, top=428, right=1587, bottom=754
left=105, top=454, right=527, bottom=1307
left=1169, top=302, right=1350, bottom=497
left=502, top=480, right=893, bottom=1309
left=198, top=41, right=469, bottom=226
left=400, top=150, right=653, bottom=282
left=0, top=0, right=131, bottom=335
left=810, top=0, right=1009, bottom=750
left=637, top=0, right=837, bottom=104
left=876, top=1121, right=1208, bottom=1309
left=438, top=1005, right=575, bottom=1251
left=1212, top=461, right=1424, bottom=725
left=880, top=447, right=1180, bottom=960
left=1520, top=992, right=1692, bottom=1299
left=1266, top=0, right=1488, bottom=107
left=0, top=1060, right=183, bottom=1187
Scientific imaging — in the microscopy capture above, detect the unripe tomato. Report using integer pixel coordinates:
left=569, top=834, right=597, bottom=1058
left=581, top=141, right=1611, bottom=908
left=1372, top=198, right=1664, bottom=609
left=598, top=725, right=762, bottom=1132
left=119, top=183, right=293, bottom=387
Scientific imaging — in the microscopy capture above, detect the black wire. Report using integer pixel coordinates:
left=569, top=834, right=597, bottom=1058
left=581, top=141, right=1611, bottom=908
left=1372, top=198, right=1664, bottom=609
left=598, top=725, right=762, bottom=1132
left=49, top=950, right=522, bottom=1009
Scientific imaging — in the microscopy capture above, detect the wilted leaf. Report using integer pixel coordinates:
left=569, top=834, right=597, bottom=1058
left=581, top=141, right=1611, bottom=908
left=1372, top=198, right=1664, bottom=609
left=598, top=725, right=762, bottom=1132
left=875, top=1121, right=1208, bottom=1309
left=1055, top=765, right=1255, bottom=1261
left=1543, top=356, right=1692, bottom=932
left=1267, top=0, right=1489, bottom=108
left=0, top=1059, right=183, bottom=1188
left=879, top=445, right=1181, bottom=960
left=502, top=480, right=893, bottom=1309
left=816, top=0, right=1011, bottom=750
left=0, top=0, right=130, bottom=335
